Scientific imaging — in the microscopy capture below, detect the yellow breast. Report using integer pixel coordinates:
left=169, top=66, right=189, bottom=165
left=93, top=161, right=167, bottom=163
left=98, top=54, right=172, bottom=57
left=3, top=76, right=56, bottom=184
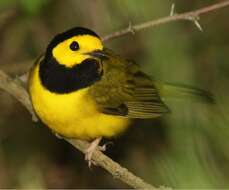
left=29, top=63, right=130, bottom=140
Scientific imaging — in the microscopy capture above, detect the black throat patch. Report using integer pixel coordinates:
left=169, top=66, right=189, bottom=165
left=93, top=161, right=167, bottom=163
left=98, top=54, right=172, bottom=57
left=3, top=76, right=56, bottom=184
left=39, top=57, right=102, bottom=94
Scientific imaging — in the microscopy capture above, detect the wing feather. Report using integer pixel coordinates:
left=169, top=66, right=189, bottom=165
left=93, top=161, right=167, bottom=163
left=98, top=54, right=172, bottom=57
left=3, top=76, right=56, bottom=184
left=89, top=50, right=169, bottom=118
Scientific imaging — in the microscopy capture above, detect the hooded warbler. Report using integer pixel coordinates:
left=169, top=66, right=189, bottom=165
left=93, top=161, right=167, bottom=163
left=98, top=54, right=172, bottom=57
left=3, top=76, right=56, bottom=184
left=29, top=27, right=213, bottom=162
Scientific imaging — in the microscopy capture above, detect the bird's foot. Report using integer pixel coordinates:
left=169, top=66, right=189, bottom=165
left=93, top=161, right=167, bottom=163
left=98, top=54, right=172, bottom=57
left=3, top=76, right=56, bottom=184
left=85, top=137, right=111, bottom=167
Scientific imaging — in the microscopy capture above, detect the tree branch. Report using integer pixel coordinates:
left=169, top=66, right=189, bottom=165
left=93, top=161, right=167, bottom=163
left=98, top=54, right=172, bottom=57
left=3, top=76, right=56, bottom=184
left=102, top=0, right=229, bottom=41
left=0, top=69, right=158, bottom=189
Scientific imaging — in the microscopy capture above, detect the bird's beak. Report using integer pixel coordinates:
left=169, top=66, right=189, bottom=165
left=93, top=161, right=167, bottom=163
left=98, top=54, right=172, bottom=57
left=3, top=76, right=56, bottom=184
left=87, top=49, right=109, bottom=59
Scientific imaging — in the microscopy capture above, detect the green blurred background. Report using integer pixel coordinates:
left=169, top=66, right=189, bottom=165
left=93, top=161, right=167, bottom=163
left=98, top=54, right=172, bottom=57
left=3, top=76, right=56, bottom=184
left=0, top=0, right=229, bottom=188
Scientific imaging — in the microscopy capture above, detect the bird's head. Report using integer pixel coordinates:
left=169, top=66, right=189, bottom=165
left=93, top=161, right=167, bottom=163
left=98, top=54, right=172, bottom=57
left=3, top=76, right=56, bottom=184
left=45, top=27, right=105, bottom=67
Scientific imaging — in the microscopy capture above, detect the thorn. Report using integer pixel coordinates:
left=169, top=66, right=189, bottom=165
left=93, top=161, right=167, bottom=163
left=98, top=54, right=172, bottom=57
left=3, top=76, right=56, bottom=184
left=170, top=3, right=175, bottom=16
left=187, top=15, right=203, bottom=32
left=128, top=21, right=135, bottom=35
left=194, top=19, right=203, bottom=32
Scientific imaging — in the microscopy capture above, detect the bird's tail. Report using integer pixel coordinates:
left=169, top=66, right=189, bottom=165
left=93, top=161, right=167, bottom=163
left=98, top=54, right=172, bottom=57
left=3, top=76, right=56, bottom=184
left=157, top=82, right=215, bottom=104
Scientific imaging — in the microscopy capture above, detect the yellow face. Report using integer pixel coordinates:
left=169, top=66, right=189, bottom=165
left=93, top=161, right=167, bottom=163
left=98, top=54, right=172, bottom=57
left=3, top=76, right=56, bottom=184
left=52, top=35, right=103, bottom=67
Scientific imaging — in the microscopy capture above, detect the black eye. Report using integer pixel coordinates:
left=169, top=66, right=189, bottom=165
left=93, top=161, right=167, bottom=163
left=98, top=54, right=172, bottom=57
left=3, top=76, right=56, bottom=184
left=70, top=41, right=79, bottom=51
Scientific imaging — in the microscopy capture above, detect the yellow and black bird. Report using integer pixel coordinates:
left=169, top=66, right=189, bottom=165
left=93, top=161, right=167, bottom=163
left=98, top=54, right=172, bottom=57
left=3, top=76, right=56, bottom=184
left=29, top=27, right=213, bottom=163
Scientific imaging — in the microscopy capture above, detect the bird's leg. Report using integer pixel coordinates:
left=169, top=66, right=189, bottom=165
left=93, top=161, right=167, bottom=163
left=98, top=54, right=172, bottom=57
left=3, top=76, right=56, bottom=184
left=85, top=137, right=103, bottom=167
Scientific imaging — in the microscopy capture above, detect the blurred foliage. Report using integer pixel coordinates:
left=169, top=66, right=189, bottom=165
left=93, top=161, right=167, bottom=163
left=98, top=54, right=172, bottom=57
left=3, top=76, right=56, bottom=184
left=0, top=0, right=48, bottom=15
left=0, top=0, right=229, bottom=188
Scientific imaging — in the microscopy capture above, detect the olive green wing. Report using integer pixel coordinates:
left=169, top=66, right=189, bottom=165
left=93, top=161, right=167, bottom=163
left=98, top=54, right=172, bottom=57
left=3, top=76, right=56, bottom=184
left=89, top=56, right=169, bottom=118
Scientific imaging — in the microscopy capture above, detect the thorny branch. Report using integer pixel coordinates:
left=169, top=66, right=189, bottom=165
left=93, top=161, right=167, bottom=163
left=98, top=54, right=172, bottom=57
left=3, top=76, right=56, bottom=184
left=102, top=0, right=229, bottom=41
left=1, top=0, right=229, bottom=189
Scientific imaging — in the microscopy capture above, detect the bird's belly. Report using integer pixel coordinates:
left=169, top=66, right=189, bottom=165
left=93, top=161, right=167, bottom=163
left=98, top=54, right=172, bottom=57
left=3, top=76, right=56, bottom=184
left=29, top=69, right=130, bottom=139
